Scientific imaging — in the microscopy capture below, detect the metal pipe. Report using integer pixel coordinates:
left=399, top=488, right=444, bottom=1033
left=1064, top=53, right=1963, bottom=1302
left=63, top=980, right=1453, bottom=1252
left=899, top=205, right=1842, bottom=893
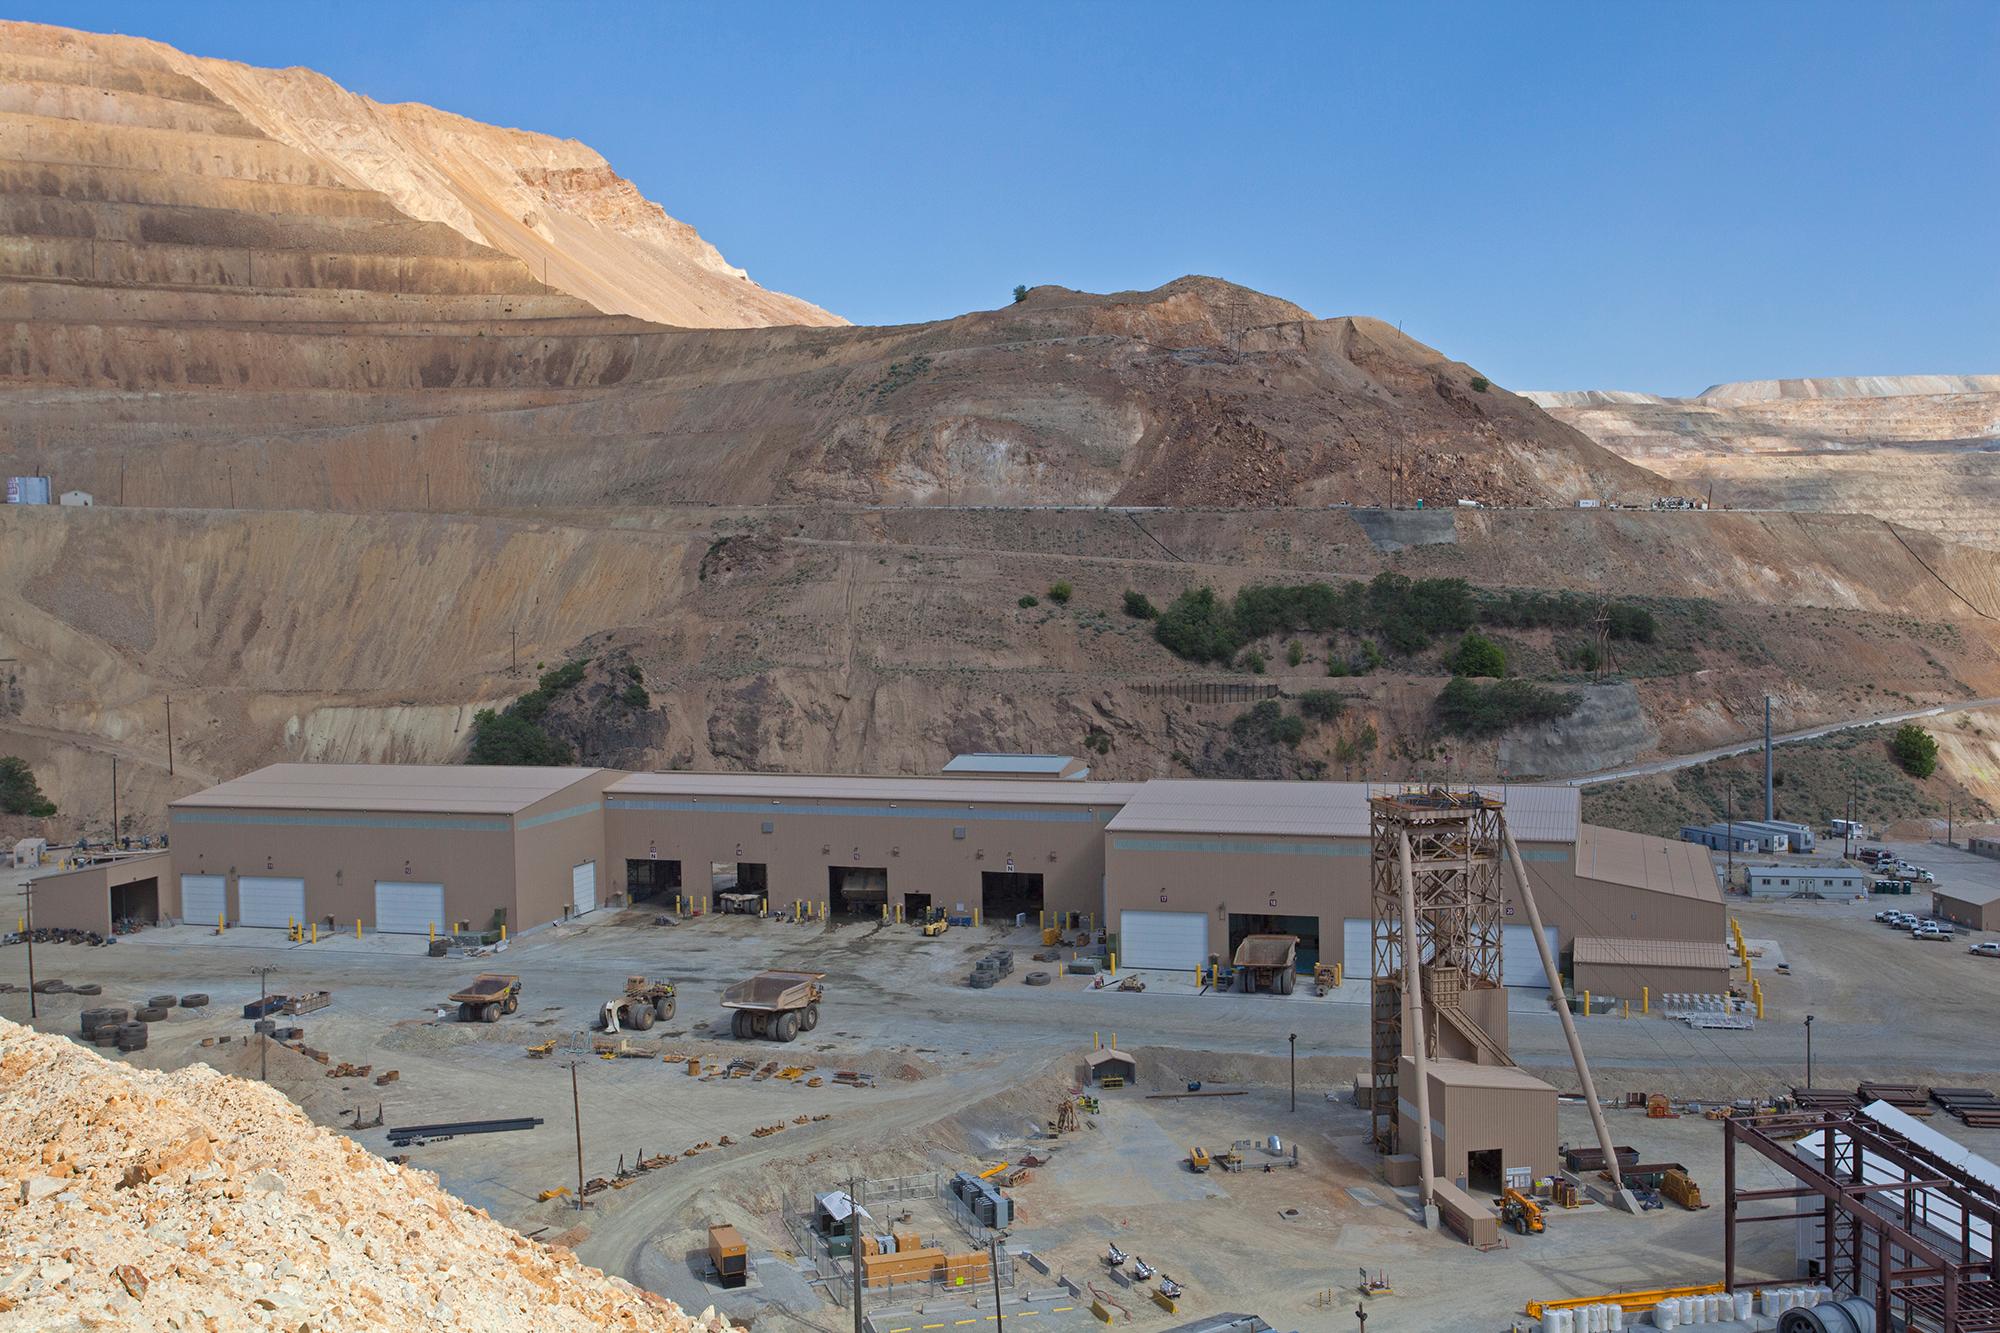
left=1501, top=822, right=1632, bottom=1207
left=1395, top=830, right=1437, bottom=1225
left=1764, top=695, right=1774, bottom=822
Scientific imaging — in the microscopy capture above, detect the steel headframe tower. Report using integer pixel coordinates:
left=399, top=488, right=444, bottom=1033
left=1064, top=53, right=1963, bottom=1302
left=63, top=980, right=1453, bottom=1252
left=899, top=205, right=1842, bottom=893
left=1367, top=785, right=1504, bottom=1154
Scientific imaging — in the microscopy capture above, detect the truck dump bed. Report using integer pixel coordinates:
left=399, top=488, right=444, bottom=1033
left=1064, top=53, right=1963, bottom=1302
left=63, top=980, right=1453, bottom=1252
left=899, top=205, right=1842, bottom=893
left=721, top=970, right=824, bottom=1012
left=448, top=973, right=518, bottom=1003
left=1232, top=935, right=1299, bottom=969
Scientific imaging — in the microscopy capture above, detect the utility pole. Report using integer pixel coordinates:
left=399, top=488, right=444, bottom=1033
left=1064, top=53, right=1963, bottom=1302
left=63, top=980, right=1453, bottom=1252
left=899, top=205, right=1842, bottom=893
left=1763, top=695, right=1774, bottom=822
left=1804, top=1014, right=1816, bottom=1089
left=251, top=965, right=277, bottom=1081
left=1288, top=1032, right=1297, bottom=1113
left=111, top=755, right=119, bottom=843
left=1845, top=786, right=1854, bottom=859
left=571, top=1061, right=587, bottom=1209
left=849, top=1175, right=863, bottom=1333
left=165, top=694, right=174, bottom=777
left=989, top=1235, right=1005, bottom=1332
left=1725, top=787, right=1734, bottom=891
left=23, top=877, right=37, bottom=1020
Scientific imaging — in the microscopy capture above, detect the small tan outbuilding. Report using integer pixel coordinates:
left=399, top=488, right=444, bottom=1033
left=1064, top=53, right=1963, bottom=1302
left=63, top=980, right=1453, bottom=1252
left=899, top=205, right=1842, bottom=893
left=27, top=852, right=174, bottom=935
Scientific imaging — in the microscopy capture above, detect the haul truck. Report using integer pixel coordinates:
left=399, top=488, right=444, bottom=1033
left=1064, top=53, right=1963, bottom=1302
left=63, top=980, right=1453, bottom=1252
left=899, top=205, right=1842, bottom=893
left=449, top=973, right=521, bottom=1023
left=1231, top=935, right=1300, bottom=995
left=721, top=969, right=824, bottom=1042
left=600, top=976, right=676, bottom=1032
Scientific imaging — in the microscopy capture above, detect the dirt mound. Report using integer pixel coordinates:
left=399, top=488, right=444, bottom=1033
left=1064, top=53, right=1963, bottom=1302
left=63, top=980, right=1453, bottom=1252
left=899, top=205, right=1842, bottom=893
left=0, top=1017, right=733, bottom=1331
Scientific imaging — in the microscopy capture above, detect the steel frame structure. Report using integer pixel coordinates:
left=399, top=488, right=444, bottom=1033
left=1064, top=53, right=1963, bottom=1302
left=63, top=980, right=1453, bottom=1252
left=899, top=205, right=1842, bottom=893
left=1725, top=1111, right=2000, bottom=1331
left=1367, top=787, right=1505, bottom=1151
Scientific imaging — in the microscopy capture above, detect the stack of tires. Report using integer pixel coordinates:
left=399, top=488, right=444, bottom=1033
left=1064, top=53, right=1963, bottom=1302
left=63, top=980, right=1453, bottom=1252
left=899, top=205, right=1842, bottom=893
left=969, top=949, right=1015, bottom=988
left=79, top=1007, right=130, bottom=1046
left=115, top=1021, right=148, bottom=1053
left=179, top=993, right=210, bottom=1009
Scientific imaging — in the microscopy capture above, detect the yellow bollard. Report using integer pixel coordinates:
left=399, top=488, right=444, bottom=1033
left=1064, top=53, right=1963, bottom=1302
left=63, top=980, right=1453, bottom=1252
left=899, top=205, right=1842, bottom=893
left=1756, top=989, right=1765, bottom=1020
left=1642, top=986, right=1649, bottom=1016
left=1583, top=989, right=1591, bottom=1017
left=973, top=907, right=981, bottom=928
left=1335, top=963, right=1343, bottom=987
left=500, top=924, right=507, bottom=942
left=429, top=923, right=435, bottom=942
left=355, top=918, right=362, bottom=940
left=1109, top=950, right=1117, bottom=977
left=1622, top=1001, right=1630, bottom=1019
left=1040, top=910, right=1047, bottom=930
left=311, top=922, right=317, bottom=944
left=219, top=912, right=226, bottom=933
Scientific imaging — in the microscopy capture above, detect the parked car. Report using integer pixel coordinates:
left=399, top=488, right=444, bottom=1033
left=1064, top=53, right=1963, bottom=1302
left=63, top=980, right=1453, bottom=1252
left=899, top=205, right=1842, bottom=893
left=1970, top=941, right=2000, bottom=958
left=1913, top=922, right=1954, bottom=940
left=1912, top=869, right=1936, bottom=883
left=1873, top=908, right=1901, bottom=922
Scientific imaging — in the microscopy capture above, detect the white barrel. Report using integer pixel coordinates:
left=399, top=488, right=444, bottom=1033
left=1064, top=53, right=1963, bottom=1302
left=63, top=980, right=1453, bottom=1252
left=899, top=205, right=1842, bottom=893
left=1555, top=1309, right=1574, bottom=1333
left=1707, top=1295, right=1723, bottom=1318
left=1654, top=1297, right=1678, bottom=1329
left=1814, top=1285, right=1833, bottom=1306
left=1733, top=1292, right=1752, bottom=1319
left=1592, top=1305, right=1608, bottom=1331
left=1682, top=1295, right=1701, bottom=1324
left=1542, top=1310, right=1563, bottom=1333
left=1607, top=1302, right=1625, bottom=1330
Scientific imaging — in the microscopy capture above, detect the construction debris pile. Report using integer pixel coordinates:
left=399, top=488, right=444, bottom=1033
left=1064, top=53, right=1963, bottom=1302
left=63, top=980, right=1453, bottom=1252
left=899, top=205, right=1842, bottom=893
left=0, top=1018, right=735, bottom=1332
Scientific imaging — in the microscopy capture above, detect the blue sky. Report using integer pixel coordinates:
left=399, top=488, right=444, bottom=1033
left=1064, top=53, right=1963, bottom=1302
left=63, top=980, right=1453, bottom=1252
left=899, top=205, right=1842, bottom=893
left=19, top=1, right=1997, bottom=393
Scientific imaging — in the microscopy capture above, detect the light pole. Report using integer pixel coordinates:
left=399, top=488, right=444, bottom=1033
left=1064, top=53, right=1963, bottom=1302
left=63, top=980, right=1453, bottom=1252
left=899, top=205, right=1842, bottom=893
left=1356, top=1303, right=1368, bottom=1331
left=1804, top=1014, right=1816, bottom=1089
left=1289, top=1032, right=1298, bottom=1113
left=570, top=1061, right=587, bottom=1210
left=22, top=876, right=37, bottom=1021
left=989, top=1235, right=1005, bottom=1332
left=251, top=965, right=278, bottom=1081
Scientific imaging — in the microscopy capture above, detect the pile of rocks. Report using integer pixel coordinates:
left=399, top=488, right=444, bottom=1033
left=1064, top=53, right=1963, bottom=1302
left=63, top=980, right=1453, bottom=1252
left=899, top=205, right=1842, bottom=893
left=0, top=1018, right=735, bottom=1330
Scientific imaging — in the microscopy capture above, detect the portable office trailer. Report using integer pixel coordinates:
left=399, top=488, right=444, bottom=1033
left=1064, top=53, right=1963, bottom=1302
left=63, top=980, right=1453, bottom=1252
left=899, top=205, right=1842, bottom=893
left=1680, top=825, right=1762, bottom=854
left=1744, top=865, right=1865, bottom=899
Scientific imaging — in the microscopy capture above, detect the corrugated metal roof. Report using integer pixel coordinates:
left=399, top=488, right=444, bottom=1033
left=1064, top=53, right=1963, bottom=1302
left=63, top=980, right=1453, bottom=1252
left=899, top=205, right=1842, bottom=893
left=1936, top=884, right=2000, bottom=906
left=1574, top=824, right=1723, bottom=902
left=1086, top=1047, right=1139, bottom=1068
left=171, top=764, right=603, bottom=815
left=942, top=753, right=1086, bottom=777
left=1106, top=781, right=1579, bottom=841
left=607, top=771, right=1137, bottom=808
left=1572, top=937, right=1733, bottom=970
left=1424, top=1058, right=1556, bottom=1092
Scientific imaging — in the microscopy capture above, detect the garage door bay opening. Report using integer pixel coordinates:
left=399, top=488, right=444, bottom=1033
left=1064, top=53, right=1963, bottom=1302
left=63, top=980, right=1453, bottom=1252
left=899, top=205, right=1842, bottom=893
left=981, top=869, right=1044, bottom=923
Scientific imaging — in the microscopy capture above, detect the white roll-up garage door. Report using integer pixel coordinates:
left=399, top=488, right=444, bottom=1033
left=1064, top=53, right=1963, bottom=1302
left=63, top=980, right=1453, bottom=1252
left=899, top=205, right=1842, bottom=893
left=1118, top=910, right=1207, bottom=971
left=181, top=874, right=226, bottom=926
left=1502, top=923, right=1560, bottom=988
left=570, top=861, right=597, bottom=917
left=1344, top=917, right=1402, bottom=982
left=237, top=876, right=306, bottom=929
left=374, top=881, right=445, bottom=935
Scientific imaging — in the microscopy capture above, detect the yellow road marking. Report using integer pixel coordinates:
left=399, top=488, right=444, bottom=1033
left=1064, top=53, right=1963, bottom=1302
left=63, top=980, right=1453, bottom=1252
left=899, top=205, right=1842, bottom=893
left=956, top=1322, right=977, bottom=1327
left=922, top=1325, right=945, bottom=1330
left=1052, top=1307, right=1074, bottom=1314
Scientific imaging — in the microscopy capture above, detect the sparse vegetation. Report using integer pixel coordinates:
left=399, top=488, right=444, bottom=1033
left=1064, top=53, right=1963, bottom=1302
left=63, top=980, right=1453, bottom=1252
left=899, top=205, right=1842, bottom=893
left=1334, top=724, right=1379, bottom=765
left=1297, top=690, right=1346, bottom=722
left=1286, top=638, right=1305, bottom=667
left=1447, top=632, right=1506, bottom=678
left=1122, top=590, right=1158, bottom=620
left=621, top=680, right=649, bottom=710
left=0, top=756, right=57, bottom=817
left=464, top=659, right=591, bottom=765
left=1153, top=587, right=1238, bottom=664
left=1018, top=594, right=1039, bottom=608
left=1012, top=284, right=1029, bottom=304
left=1047, top=580, right=1073, bottom=605
left=1892, top=723, right=1939, bottom=778
left=1469, top=375, right=1490, bottom=393
left=1084, top=727, right=1113, bottom=755
left=1242, top=650, right=1267, bottom=674
left=1434, top=677, right=1579, bottom=736
left=1231, top=700, right=1305, bottom=748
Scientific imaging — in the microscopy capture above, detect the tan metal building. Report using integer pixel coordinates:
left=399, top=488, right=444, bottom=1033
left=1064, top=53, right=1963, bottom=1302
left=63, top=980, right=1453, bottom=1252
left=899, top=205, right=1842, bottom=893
left=1932, top=884, right=2000, bottom=931
left=167, top=765, right=613, bottom=935
left=1100, top=781, right=1727, bottom=994
left=1398, top=1056, right=1559, bottom=1192
left=1570, top=937, right=1735, bottom=1000
left=601, top=772, right=1135, bottom=922
left=27, top=851, right=174, bottom=935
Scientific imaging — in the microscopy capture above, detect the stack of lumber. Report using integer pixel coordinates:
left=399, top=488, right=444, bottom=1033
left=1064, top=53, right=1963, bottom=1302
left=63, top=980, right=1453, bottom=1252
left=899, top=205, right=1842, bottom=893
left=1931, top=1087, right=2000, bottom=1127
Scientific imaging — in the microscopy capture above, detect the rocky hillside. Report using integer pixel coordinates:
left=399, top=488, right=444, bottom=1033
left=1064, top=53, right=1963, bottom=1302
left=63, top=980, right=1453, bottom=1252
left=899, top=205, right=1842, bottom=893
left=0, top=18, right=836, bottom=329
left=0, top=1017, right=730, bottom=1331
left=1529, top=376, right=2000, bottom=548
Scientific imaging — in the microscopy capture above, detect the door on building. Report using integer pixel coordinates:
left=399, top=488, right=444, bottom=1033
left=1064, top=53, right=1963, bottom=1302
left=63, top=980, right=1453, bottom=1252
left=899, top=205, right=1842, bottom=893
left=180, top=874, right=226, bottom=926
left=1226, top=913, right=1320, bottom=973
left=1466, top=1148, right=1504, bottom=1195
left=1118, top=910, right=1207, bottom=971
left=980, top=871, right=1044, bottom=921
left=111, top=878, right=160, bottom=925
left=237, top=876, right=306, bottom=929
left=827, top=866, right=887, bottom=916
left=903, top=892, right=932, bottom=919
left=1501, top=923, right=1560, bottom=987
left=570, top=861, right=598, bottom=917
left=625, top=859, right=681, bottom=902
left=374, top=881, right=446, bottom=935
left=1343, top=917, right=1402, bottom=982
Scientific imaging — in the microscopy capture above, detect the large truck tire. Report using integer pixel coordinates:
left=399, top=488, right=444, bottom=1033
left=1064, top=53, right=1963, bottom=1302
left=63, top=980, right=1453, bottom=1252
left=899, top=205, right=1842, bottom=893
left=148, top=994, right=179, bottom=1008
left=502, top=994, right=518, bottom=1015
left=801, top=1001, right=819, bottom=1031
left=479, top=1003, right=500, bottom=1024
left=776, top=1011, right=801, bottom=1043
left=1279, top=970, right=1295, bottom=996
left=732, top=1011, right=750, bottom=1039
left=630, top=1005, right=655, bottom=1031
left=655, top=996, right=676, bottom=1022
left=1236, top=969, right=1252, bottom=994
left=136, top=1007, right=169, bottom=1023
left=457, top=1002, right=474, bottom=1023
left=180, top=993, right=209, bottom=1008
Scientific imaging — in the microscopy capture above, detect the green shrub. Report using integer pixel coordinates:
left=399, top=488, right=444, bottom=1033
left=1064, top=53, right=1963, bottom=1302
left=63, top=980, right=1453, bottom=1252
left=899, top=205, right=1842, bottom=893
left=1434, top=677, right=1580, bottom=737
left=1298, top=690, right=1346, bottom=722
left=1568, top=641, right=1603, bottom=672
left=1084, top=727, right=1113, bottom=755
left=1243, top=650, right=1268, bottom=674
left=466, top=709, right=575, bottom=765
left=1019, top=594, right=1039, bottom=608
left=1286, top=639, right=1305, bottom=667
left=1470, top=375, right=1490, bottom=393
left=1359, top=640, right=1384, bottom=672
left=621, top=681, right=650, bottom=710
left=1047, top=580, right=1073, bottom=605
left=1122, top=590, right=1158, bottom=620
left=1012, top=284, right=1029, bottom=304
left=1448, top=632, right=1507, bottom=678
left=1334, top=725, right=1378, bottom=764
left=0, top=756, right=56, bottom=817
left=1326, top=658, right=1350, bottom=678
left=1231, top=700, right=1304, bottom=748
left=1892, top=724, right=1939, bottom=778
left=1154, top=587, right=1240, bottom=663
left=1607, top=604, right=1658, bottom=643
left=623, top=662, right=643, bottom=681
left=507, top=658, right=591, bottom=724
